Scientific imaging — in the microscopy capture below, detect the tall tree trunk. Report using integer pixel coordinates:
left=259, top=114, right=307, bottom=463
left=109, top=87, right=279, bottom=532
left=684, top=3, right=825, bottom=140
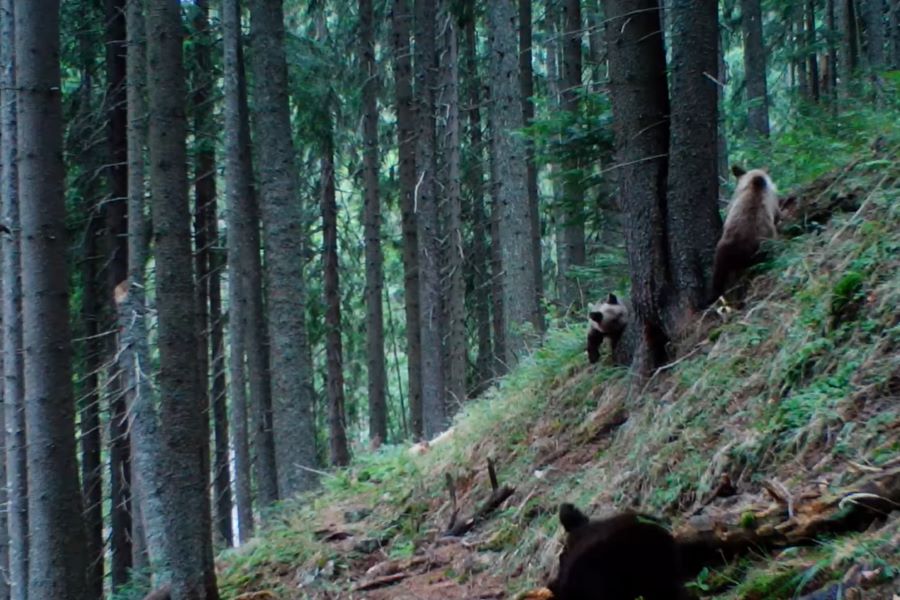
left=488, top=0, right=540, bottom=365
left=391, top=0, right=424, bottom=440
left=741, top=0, right=770, bottom=137
left=861, top=0, right=885, bottom=69
left=191, top=0, right=233, bottom=548
left=488, top=114, right=506, bottom=376
left=123, top=0, right=150, bottom=576
left=105, top=0, right=133, bottom=588
left=836, top=0, right=856, bottom=96
left=519, top=0, right=544, bottom=329
left=17, top=1, right=88, bottom=597
left=546, top=0, right=564, bottom=309
left=0, top=6, right=27, bottom=596
left=889, top=0, right=900, bottom=69
left=414, top=0, right=448, bottom=438
left=321, top=135, right=350, bottom=466
left=222, top=0, right=278, bottom=508
left=437, top=5, right=466, bottom=414
left=604, top=0, right=672, bottom=373
left=208, top=230, right=231, bottom=546
left=807, top=1, right=821, bottom=102
left=71, top=49, right=105, bottom=598
left=223, top=0, right=259, bottom=537
left=827, top=0, right=839, bottom=101
left=462, top=15, right=493, bottom=396
left=359, top=0, right=388, bottom=443
left=667, top=0, right=723, bottom=320
left=249, top=0, right=319, bottom=494
left=718, top=24, right=730, bottom=185
left=140, top=1, right=219, bottom=596
left=558, top=0, right=586, bottom=311
left=0, top=284, right=6, bottom=600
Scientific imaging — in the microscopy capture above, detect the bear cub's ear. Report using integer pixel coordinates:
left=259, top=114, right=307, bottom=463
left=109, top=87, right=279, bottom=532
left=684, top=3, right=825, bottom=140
left=606, top=293, right=619, bottom=305
left=731, top=164, right=747, bottom=179
left=559, top=503, right=590, bottom=532
left=589, top=311, right=604, bottom=324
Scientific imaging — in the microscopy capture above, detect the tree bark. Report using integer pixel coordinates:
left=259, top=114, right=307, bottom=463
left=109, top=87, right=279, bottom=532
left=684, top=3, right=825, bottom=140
left=391, top=0, right=424, bottom=440
left=70, top=54, right=105, bottom=598
left=414, top=0, right=448, bottom=438
left=141, top=0, right=219, bottom=596
left=807, top=1, right=821, bottom=102
left=249, top=0, right=319, bottom=494
left=666, top=0, right=723, bottom=319
left=17, top=1, right=88, bottom=597
left=359, top=0, right=388, bottom=444
left=836, top=0, right=856, bottom=96
left=488, top=0, right=541, bottom=365
left=861, top=0, right=885, bottom=69
left=105, top=0, right=133, bottom=588
left=123, top=0, right=150, bottom=577
left=321, top=134, right=350, bottom=467
left=437, top=5, right=466, bottom=414
left=222, top=0, right=260, bottom=536
left=558, top=0, right=586, bottom=310
left=604, top=0, right=672, bottom=373
left=461, top=15, right=493, bottom=396
left=519, top=0, right=544, bottom=330
left=0, top=5, right=25, bottom=596
left=741, top=0, right=770, bottom=137
left=190, top=0, right=233, bottom=549
left=0, top=277, right=6, bottom=600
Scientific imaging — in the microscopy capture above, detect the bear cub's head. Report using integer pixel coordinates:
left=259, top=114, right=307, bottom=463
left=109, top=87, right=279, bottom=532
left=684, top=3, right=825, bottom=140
left=547, top=503, right=691, bottom=600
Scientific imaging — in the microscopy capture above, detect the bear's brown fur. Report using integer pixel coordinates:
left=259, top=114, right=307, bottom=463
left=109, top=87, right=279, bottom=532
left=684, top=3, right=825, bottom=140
left=711, top=166, right=780, bottom=300
left=547, top=504, right=691, bottom=600
left=586, top=293, right=628, bottom=364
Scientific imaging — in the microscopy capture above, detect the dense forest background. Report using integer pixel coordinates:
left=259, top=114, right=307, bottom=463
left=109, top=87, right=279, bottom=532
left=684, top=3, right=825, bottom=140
left=0, top=0, right=897, bottom=598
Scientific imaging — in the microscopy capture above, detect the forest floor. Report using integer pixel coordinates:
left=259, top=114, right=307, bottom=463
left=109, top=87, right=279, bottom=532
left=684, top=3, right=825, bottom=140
left=217, top=132, right=900, bottom=599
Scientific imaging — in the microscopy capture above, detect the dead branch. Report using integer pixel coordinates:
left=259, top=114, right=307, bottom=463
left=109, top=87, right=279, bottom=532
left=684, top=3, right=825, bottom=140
left=445, top=458, right=516, bottom=537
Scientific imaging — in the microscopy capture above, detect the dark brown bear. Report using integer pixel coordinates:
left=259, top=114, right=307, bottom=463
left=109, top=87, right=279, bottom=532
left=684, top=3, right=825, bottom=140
left=547, top=504, right=691, bottom=600
left=711, top=165, right=780, bottom=300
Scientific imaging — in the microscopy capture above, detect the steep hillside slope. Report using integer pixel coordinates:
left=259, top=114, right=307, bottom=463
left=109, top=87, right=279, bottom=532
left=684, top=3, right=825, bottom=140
left=217, top=140, right=899, bottom=599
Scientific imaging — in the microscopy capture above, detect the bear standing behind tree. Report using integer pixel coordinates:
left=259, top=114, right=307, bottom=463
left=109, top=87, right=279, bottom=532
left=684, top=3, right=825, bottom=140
left=711, top=166, right=780, bottom=300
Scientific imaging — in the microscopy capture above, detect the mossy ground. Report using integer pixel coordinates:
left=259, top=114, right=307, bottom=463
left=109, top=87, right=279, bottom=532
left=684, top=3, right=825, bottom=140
left=214, top=110, right=900, bottom=600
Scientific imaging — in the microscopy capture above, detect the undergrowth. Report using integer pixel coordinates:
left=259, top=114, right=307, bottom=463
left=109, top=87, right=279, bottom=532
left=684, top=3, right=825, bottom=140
left=215, top=107, right=900, bottom=599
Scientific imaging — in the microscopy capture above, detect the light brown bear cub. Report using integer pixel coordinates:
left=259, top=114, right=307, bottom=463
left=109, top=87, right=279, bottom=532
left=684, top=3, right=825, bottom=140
left=712, top=166, right=780, bottom=300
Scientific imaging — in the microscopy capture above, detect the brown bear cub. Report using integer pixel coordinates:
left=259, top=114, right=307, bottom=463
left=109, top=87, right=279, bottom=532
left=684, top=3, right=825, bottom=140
left=586, top=293, right=628, bottom=364
left=548, top=504, right=692, bottom=600
left=712, top=165, right=780, bottom=300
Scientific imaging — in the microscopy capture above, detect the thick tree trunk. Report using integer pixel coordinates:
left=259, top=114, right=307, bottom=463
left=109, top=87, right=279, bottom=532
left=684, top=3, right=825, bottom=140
left=462, top=16, right=493, bottom=396
left=17, top=1, right=88, bottom=597
left=667, top=0, right=723, bottom=319
left=437, top=5, right=466, bottom=414
left=391, top=0, right=424, bottom=440
left=827, top=0, right=839, bottom=101
left=0, top=7, right=26, bottom=595
left=221, top=0, right=278, bottom=508
left=223, top=0, right=259, bottom=537
left=359, top=0, right=388, bottom=443
left=488, top=0, right=541, bottom=365
left=836, top=0, right=856, bottom=95
left=519, top=0, right=544, bottom=330
left=861, top=0, right=885, bottom=69
left=558, top=0, right=586, bottom=311
left=605, top=0, right=672, bottom=373
left=0, top=291, right=6, bottom=600
left=105, top=0, right=133, bottom=588
left=414, top=0, right=448, bottom=438
left=141, top=1, right=219, bottom=596
left=249, top=0, right=319, bottom=494
left=123, top=0, right=150, bottom=578
left=546, top=0, right=565, bottom=310
left=321, top=136, right=350, bottom=467
left=488, top=115, right=506, bottom=376
left=741, top=0, right=770, bottom=137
